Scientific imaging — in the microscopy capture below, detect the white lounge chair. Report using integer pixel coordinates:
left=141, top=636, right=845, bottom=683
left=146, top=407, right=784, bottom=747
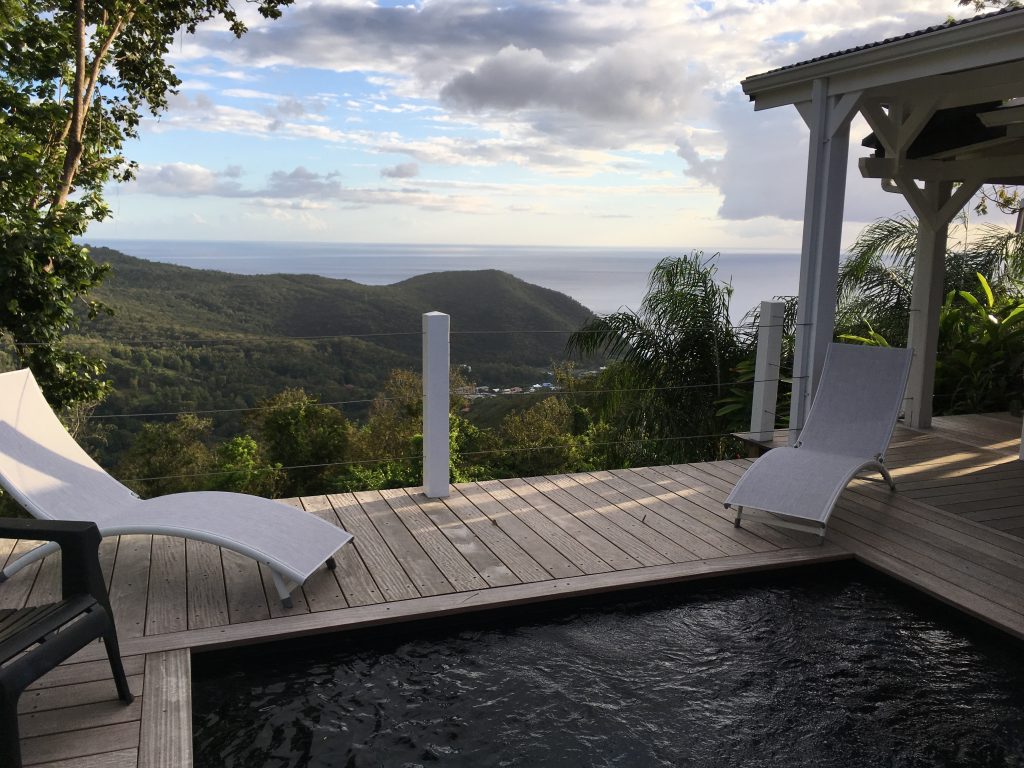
left=0, top=368, right=353, bottom=607
left=725, top=342, right=913, bottom=539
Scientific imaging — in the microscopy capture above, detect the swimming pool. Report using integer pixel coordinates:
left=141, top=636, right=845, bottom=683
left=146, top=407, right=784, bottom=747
left=193, top=565, right=1024, bottom=767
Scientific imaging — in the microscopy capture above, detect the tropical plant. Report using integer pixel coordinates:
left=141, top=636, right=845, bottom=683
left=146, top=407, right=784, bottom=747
left=715, top=296, right=798, bottom=430
left=934, top=273, right=1024, bottom=414
left=836, top=213, right=1024, bottom=345
left=567, top=253, right=749, bottom=463
left=842, top=272, right=1024, bottom=415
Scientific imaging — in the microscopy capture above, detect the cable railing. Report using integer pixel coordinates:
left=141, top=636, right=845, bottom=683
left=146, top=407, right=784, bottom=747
left=3, top=305, right=801, bottom=499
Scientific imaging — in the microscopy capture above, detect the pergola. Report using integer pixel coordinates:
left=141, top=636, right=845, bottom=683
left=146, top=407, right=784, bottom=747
left=741, top=7, right=1024, bottom=437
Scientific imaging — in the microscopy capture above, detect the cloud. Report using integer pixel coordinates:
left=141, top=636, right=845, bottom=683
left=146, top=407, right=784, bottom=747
left=207, top=0, right=626, bottom=75
left=127, top=162, right=492, bottom=214
left=381, top=162, right=420, bottom=179
left=677, top=94, right=917, bottom=224
left=131, top=163, right=245, bottom=197
left=262, top=167, right=344, bottom=198
left=131, top=164, right=344, bottom=200
left=440, top=45, right=708, bottom=125
left=155, top=93, right=351, bottom=143
left=145, top=0, right=971, bottom=238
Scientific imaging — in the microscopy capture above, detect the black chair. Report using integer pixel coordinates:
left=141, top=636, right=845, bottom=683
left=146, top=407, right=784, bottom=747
left=0, top=518, right=134, bottom=768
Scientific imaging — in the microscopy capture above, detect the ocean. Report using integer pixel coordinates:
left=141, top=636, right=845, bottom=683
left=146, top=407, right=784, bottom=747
left=86, top=239, right=801, bottom=319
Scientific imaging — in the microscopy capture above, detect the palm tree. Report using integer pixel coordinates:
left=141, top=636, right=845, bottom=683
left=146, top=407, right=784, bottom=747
left=566, top=253, right=749, bottom=465
left=836, top=212, right=1024, bottom=344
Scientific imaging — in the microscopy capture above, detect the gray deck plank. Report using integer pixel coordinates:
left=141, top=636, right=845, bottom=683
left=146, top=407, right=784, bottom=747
left=0, top=538, right=46, bottom=610
left=108, top=535, right=153, bottom=639
left=221, top=549, right=271, bottom=624
left=559, top=472, right=709, bottom=559
left=19, top=675, right=144, bottom=715
left=147, top=536, right=188, bottom=635
left=403, top=489, right=521, bottom=588
left=20, top=722, right=141, bottom=767
left=300, top=495, right=381, bottom=608
left=328, top=492, right=420, bottom=602
left=475, top=481, right=610, bottom=577
left=379, top=487, right=488, bottom=592
left=501, top=477, right=641, bottom=570
left=584, top=469, right=746, bottom=558
left=453, top=483, right=582, bottom=579
left=523, top=476, right=670, bottom=566
left=547, top=474, right=699, bottom=563
left=140, top=649, right=192, bottom=768
left=24, top=550, right=62, bottom=608
left=185, top=539, right=230, bottom=630
left=32, top=748, right=138, bottom=768
left=440, top=487, right=551, bottom=584
left=19, top=697, right=144, bottom=739
left=354, top=490, right=454, bottom=597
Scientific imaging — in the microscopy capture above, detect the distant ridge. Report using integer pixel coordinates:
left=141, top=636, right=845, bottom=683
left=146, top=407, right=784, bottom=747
left=74, top=247, right=595, bottom=457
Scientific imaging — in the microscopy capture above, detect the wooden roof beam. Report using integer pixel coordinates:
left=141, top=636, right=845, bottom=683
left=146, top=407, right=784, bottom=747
left=860, top=154, right=1024, bottom=183
left=980, top=103, right=1024, bottom=127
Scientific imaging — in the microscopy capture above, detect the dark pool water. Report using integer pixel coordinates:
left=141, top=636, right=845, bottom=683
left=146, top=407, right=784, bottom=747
left=193, top=566, right=1024, bottom=768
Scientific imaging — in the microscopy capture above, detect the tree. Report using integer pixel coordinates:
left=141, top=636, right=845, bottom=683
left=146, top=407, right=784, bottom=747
left=0, top=0, right=291, bottom=408
left=247, top=389, right=350, bottom=497
left=957, top=0, right=1021, bottom=11
left=496, top=396, right=588, bottom=477
left=211, top=435, right=283, bottom=498
left=115, top=414, right=214, bottom=496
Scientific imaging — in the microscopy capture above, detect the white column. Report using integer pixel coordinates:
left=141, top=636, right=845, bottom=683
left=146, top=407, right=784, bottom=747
left=905, top=182, right=951, bottom=428
left=750, top=300, right=786, bottom=440
left=789, top=79, right=856, bottom=445
left=422, top=311, right=450, bottom=498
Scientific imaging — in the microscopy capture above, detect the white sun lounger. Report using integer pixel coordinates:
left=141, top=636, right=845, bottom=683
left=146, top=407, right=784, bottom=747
left=0, top=368, right=353, bottom=607
left=725, top=342, right=913, bottom=539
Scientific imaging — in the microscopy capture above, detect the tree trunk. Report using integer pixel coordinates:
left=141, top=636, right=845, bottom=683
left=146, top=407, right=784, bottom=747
left=52, top=0, right=88, bottom=210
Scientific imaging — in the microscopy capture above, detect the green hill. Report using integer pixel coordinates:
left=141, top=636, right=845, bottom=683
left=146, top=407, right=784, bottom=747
left=72, top=247, right=595, bottom=460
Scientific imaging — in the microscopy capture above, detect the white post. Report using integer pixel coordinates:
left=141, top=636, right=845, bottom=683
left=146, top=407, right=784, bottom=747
left=904, top=182, right=951, bottom=429
left=789, top=78, right=856, bottom=445
left=751, top=300, right=786, bottom=440
left=422, top=311, right=450, bottom=498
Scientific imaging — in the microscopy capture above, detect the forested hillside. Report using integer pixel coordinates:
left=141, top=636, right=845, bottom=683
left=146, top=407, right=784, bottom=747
left=72, top=247, right=595, bottom=460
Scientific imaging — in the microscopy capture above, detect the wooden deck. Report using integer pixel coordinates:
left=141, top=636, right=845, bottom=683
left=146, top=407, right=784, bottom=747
left=5, top=414, right=1024, bottom=767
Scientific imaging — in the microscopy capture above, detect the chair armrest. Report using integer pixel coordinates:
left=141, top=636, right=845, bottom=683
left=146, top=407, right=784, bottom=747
left=0, top=518, right=98, bottom=544
left=0, top=519, right=106, bottom=603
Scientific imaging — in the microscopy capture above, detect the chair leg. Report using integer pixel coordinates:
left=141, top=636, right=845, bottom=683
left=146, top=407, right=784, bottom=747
left=733, top=506, right=743, bottom=528
left=271, top=571, right=294, bottom=609
left=879, top=464, right=896, bottom=491
left=326, top=556, right=337, bottom=571
left=102, top=628, right=135, bottom=705
left=0, top=683, right=23, bottom=768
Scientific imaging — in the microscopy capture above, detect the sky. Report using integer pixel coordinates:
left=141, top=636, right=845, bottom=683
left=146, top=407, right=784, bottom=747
left=88, top=0, right=988, bottom=250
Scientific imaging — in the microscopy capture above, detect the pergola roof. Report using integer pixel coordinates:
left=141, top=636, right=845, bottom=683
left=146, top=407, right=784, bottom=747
left=737, top=7, right=1024, bottom=434
left=742, top=8, right=1024, bottom=198
left=741, top=7, right=1024, bottom=112
left=753, top=7, right=1021, bottom=80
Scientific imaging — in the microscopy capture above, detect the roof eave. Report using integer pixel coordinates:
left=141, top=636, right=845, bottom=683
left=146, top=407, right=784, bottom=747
left=742, top=11, right=1024, bottom=110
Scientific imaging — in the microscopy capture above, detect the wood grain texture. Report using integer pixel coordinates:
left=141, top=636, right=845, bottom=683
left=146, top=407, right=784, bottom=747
left=185, top=539, right=229, bottom=630
left=140, top=650, right=192, bottom=768
left=328, top=492, right=420, bottom=601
